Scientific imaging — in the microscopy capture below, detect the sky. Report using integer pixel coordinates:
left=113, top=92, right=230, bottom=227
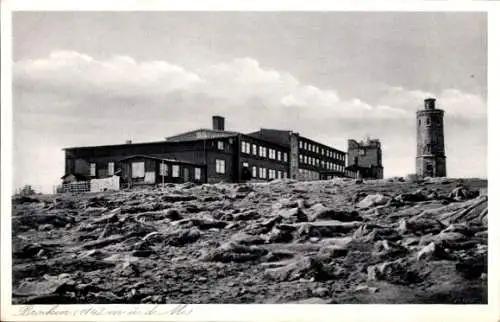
left=12, top=12, right=487, bottom=193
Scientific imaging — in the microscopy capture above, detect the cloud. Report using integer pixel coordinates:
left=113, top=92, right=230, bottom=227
left=14, top=50, right=415, bottom=120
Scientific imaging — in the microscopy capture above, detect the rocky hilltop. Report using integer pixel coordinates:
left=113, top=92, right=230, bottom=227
left=12, top=177, right=487, bottom=304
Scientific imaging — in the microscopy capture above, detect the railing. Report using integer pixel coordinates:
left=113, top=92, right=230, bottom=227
left=56, top=181, right=91, bottom=193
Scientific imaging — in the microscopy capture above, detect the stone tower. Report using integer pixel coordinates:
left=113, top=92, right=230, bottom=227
left=416, top=98, right=446, bottom=177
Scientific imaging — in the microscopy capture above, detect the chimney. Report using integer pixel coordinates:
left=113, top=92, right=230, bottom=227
left=212, top=116, right=225, bottom=131
left=424, top=98, right=436, bottom=110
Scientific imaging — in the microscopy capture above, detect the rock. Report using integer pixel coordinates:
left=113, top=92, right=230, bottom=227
left=398, top=218, right=445, bottom=236
left=312, top=287, right=329, bottom=297
left=230, top=232, right=265, bottom=245
left=354, top=224, right=401, bottom=242
left=233, top=210, right=260, bottom=221
left=372, top=240, right=408, bottom=260
left=296, top=221, right=362, bottom=240
left=312, top=208, right=362, bottom=222
left=266, top=227, right=295, bottom=243
left=366, top=259, right=423, bottom=285
left=317, top=245, right=349, bottom=260
left=275, top=207, right=309, bottom=223
left=92, top=210, right=120, bottom=225
left=264, top=257, right=335, bottom=282
left=354, top=285, right=379, bottom=293
left=161, top=194, right=197, bottom=202
left=14, top=274, right=75, bottom=297
left=417, top=242, right=452, bottom=261
left=175, top=218, right=227, bottom=230
left=164, top=228, right=201, bottom=246
left=200, top=242, right=268, bottom=263
left=38, top=224, right=54, bottom=231
left=356, top=194, right=390, bottom=209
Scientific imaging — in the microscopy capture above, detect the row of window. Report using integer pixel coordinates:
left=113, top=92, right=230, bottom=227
left=243, top=162, right=288, bottom=180
left=299, top=154, right=345, bottom=171
left=241, top=141, right=288, bottom=162
left=299, top=140, right=344, bottom=160
left=89, top=162, right=202, bottom=180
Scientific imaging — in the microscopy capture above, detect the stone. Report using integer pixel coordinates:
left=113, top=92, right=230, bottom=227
left=312, top=287, right=329, bottom=297
left=230, top=232, right=265, bottom=245
left=233, top=210, right=260, bottom=221
left=264, top=257, right=334, bottom=282
left=312, top=208, right=362, bottom=222
left=356, top=194, right=390, bottom=209
left=276, top=207, right=309, bottom=223
left=417, top=242, right=451, bottom=261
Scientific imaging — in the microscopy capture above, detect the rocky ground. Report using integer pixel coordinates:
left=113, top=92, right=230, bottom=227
left=11, top=177, right=488, bottom=304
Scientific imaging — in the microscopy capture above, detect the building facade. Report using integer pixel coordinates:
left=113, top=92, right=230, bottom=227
left=416, top=98, right=446, bottom=177
left=62, top=116, right=346, bottom=187
left=346, top=138, right=383, bottom=179
left=246, top=129, right=346, bottom=180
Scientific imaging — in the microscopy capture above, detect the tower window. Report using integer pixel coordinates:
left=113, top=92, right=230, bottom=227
left=426, top=118, right=431, bottom=125
left=418, top=120, right=421, bottom=126
left=426, top=144, right=431, bottom=153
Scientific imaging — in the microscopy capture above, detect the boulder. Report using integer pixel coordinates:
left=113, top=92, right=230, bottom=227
left=264, top=257, right=335, bottom=282
left=356, top=194, right=390, bottom=209
left=230, top=232, right=265, bottom=245
left=417, top=242, right=452, bottom=261
left=312, top=208, right=362, bottom=222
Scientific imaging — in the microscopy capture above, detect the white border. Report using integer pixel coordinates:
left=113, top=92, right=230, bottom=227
left=1, top=1, right=499, bottom=321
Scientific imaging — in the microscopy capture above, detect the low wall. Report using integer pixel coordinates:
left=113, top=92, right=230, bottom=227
left=90, top=176, right=120, bottom=192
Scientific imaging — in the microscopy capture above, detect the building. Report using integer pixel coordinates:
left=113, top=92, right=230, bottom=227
left=63, top=116, right=346, bottom=187
left=416, top=98, right=446, bottom=177
left=246, top=129, right=346, bottom=180
left=346, top=138, right=383, bottom=179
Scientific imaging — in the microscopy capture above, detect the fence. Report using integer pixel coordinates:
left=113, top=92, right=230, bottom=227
left=57, top=181, right=91, bottom=193
left=56, top=176, right=120, bottom=194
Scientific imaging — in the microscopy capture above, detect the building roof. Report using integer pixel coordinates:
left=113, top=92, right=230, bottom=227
left=164, top=128, right=239, bottom=142
left=117, top=154, right=203, bottom=166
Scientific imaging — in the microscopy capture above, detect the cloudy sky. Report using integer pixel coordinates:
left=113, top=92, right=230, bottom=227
left=12, top=12, right=487, bottom=193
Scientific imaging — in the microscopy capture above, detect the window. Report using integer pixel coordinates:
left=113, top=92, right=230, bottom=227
left=284, top=153, right=288, bottom=162
left=195, top=168, right=201, bottom=180
left=359, top=149, right=366, bottom=156
left=269, top=169, right=276, bottom=179
left=252, top=144, right=257, bottom=155
left=172, top=165, right=180, bottom=177
left=321, top=148, right=324, bottom=155
left=259, top=146, right=267, bottom=158
left=269, top=149, right=276, bottom=160
left=107, top=162, right=115, bottom=176
left=299, top=141, right=303, bottom=149
left=243, top=162, right=249, bottom=168
left=426, top=144, right=431, bottom=153
left=132, top=162, right=145, bottom=178
left=299, top=154, right=303, bottom=163
left=90, top=163, right=96, bottom=177
left=277, top=171, right=282, bottom=179
left=252, top=166, right=257, bottom=178
left=277, top=151, right=282, bottom=161
left=159, top=163, right=168, bottom=176
left=259, top=167, right=267, bottom=179
left=242, top=141, right=251, bottom=154
left=216, top=159, right=225, bottom=174
left=426, top=118, right=431, bottom=125
left=418, top=119, right=421, bottom=126
left=217, top=141, right=224, bottom=150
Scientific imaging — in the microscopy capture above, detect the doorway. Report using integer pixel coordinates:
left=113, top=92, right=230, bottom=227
left=183, top=168, right=190, bottom=182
